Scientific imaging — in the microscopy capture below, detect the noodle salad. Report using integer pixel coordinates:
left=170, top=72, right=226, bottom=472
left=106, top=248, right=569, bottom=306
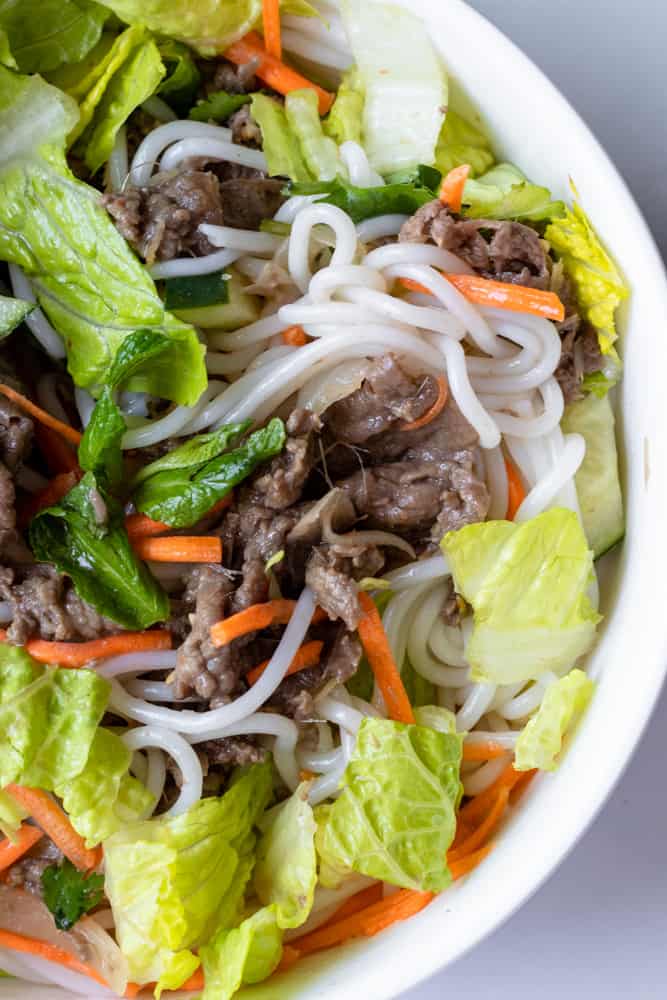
left=0, top=0, right=627, bottom=996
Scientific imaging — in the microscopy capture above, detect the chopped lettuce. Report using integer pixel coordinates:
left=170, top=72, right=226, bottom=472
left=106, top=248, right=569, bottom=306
left=200, top=906, right=283, bottom=1000
left=104, top=761, right=273, bottom=991
left=99, top=0, right=263, bottom=55
left=323, top=69, right=364, bottom=146
left=254, top=784, right=317, bottom=930
left=0, top=67, right=206, bottom=403
left=413, top=704, right=458, bottom=734
left=285, top=89, right=340, bottom=182
left=317, top=718, right=462, bottom=892
left=341, top=0, right=447, bottom=175
left=0, top=28, right=15, bottom=69
left=435, top=109, right=495, bottom=179
left=0, top=790, right=28, bottom=842
left=251, top=94, right=311, bottom=182
left=515, top=669, right=594, bottom=771
left=0, top=0, right=108, bottom=74
left=462, top=163, right=565, bottom=222
left=157, top=39, right=201, bottom=115
left=441, top=509, right=601, bottom=686
left=546, top=200, right=629, bottom=354
left=0, top=294, right=33, bottom=338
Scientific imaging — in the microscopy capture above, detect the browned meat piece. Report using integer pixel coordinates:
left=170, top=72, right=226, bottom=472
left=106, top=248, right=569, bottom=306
left=103, top=170, right=223, bottom=265
left=229, top=105, right=262, bottom=146
left=363, top=393, right=481, bottom=465
left=554, top=324, right=604, bottom=404
left=0, top=564, right=121, bottom=644
left=442, top=575, right=465, bottom=627
left=0, top=394, right=33, bottom=472
left=174, top=565, right=239, bottom=701
left=304, top=540, right=384, bottom=632
left=269, top=628, right=363, bottom=720
left=0, top=464, right=16, bottom=547
left=400, top=200, right=549, bottom=288
left=213, top=58, right=259, bottom=94
left=199, top=736, right=267, bottom=767
left=323, top=355, right=439, bottom=446
left=6, top=835, right=63, bottom=898
left=250, top=409, right=320, bottom=511
left=287, top=489, right=356, bottom=547
left=219, top=178, right=286, bottom=231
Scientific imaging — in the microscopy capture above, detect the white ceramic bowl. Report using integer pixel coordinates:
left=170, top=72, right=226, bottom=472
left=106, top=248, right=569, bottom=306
left=4, top=2, right=666, bottom=998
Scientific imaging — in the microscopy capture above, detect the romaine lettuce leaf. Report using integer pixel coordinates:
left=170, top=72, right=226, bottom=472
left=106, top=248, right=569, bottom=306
left=317, top=718, right=462, bottom=892
left=434, top=109, right=495, bottom=179
left=157, top=39, right=201, bottom=115
left=254, top=784, right=317, bottom=929
left=285, top=89, right=340, bottom=182
left=0, top=28, right=15, bottom=69
left=462, top=163, right=564, bottom=222
left=341, top=0, right=447, bottom=175
left=104, top=761, right=273, bottom=990
left=0, top=294, right=33, bottom=338
left=99, top=0, right=263, bottom=55
left=546, top=200, right=629, bottom=354
left=0, top=790, right=28, bottom=841
left=251, top=94, right=311, bottom=182
left=515, top=669, right=594, bottom=771
left=323, top=69, right=364, bottom=146
left=200, top=905, right=283, bottom=1000
left=0, top=67, right=206, bottom=404
left=441, top=509, right=601, bottom=686
left=0, top=0, right=108, bottom=74
left=413, top=704, right=458, bottom=734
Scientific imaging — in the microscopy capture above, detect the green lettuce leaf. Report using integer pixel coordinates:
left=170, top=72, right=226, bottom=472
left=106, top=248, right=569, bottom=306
left=200, top=905, right=283, bottom=1000
left=317, top=718, right=462, bottom=892
left=0, top=644, right=108, bottom=788
left=65, top=27, right=143, bottom=143
left=157, top=39, right=201, bottom=115
left=0, top=28, right=15, bottom=69
left=0, top=67, right=206, bottom=404
left=341, top=0, right=447, bottom=174
left=254, top=784, right=317, bottom=930
left=189, top=91, right=250, bottom=124
left=289, top=175, right=437, bottom=224
left=30, top=472, right=170, bottom=630
left=285, top=89, right=340, bottom=182
left=546, top=201, right=629, bottom=354
left=251, top=94, right=311, bottom=182
left=104, top=761, right=273, bottom=990
left=413, top=704, right=458, bottom=734
left=434, top=109, right=495, bottom=179
left=515, top=669, right=594, bottom=771
left=441, top=508, right=601, bottom=686
left=0, top=0, right=108, bottom=74
left=0, top=294, right=33, bottom=338
left=462, top=163, right=565, bottom=222
left=98, top=0, right=263, bottom=55
left=323, top=69, right=363, bottom=146
left=0, top=790, right=28, bottom=841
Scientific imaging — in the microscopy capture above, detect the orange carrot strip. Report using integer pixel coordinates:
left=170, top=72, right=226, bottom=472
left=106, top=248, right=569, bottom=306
left=225, top=32, right=334, bottom=114
left=0, top=824, right=43, bottom=872
left=124, top=985, right=142, bottom=999
left=401, top=375, right=448, bottom=431
left=126, top=496, right=233, bottom=539
left=0, top=384, right=82, bottom=445
left=0, top=929, right=108, bottom=987
left=510, top=768, right=538, bottom=805
left=439, top=164, right=471, bottom=212
left=246, top=639, right=323, bottom=685
left=448, top=787, right=509, bottom=862
left=211, top=599, right=326, bottom=647
left=458, top=761, right=522, bottom=826
left=34, top=424, right=81, bottom=475
left=504, top=457, right=526, bottom=520
left=324, top=883, right=384, bottom=925
left=449, top=842, right=494, bottom=880
left=6, top=787, right=101, bottom=871
left=6, top=630, right=173, bottom=668
left=18, top=470, right=81, bottom=527
left=276, top=945, right=301, bottom=973
left=282, top=325, right=307, bottom=347
left=358, top=592, right=415, bottom=724
left=291, top=889, right=433, bottom=956
left=400, top=274, right=565, bottom=321
left=262, top=0, right=282, bottom=59
left=461, top=741, right=510, bottom=763
left=132, top=536, right=222, bottom=564
left=179, top=969, right=204, bottom=991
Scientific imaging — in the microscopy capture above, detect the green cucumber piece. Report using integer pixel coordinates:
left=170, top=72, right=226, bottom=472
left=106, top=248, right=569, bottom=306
left=0, top=294, right=33, bottom=338
left=561, top=393, right=624, bottom=558
left=164, top=270, right=230, bottom=311
left=172, top=269, right=261, bottom=330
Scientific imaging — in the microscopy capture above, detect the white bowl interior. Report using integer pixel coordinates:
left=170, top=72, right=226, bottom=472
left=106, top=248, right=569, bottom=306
left=3, top=2, right=666, bottom=999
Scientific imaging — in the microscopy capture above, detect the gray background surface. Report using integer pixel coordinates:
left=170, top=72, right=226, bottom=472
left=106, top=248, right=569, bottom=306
left=408, top=2, right=667, bottom=997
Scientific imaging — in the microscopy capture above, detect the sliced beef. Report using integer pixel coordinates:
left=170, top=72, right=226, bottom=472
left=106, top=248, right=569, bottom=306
left=219, top=178, right=287, bottom=231
left=228, top=105, right=262, bottom=146
left=0, top=394, right=33, bottom=472
left=199, top=736, right=267, bottom=768
left=550, top=266, right=604, bottom=404
left=174, top=565, right=240, bottom=701
left=0, top=464, right=16, bottom=547
left=400, top=200, right=550, bottom=288
left=103, top=169, right=223, bottom=265
left=249, top=409, right=320, bottom=511
left=6, top=835, right=63, bottom=898
left=305, top=539, right=384, bottom=631
left=442, top=575, right=465, bottom=627
left=269, top=628, right=363, bottom=720
left=0, top=564, right=120, bottom=645
left=361, top=392, right=481, bottom=466
left=212, top=58, right=259, bottom=94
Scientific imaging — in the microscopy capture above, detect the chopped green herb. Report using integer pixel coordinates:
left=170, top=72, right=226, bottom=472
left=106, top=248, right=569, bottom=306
left=42, top=859, right=105, bottom=931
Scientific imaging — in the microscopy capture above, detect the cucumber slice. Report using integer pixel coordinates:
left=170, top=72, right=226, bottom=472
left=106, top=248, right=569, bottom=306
left=0, top=294, right=33, bottom=338
left=172, top=269, right=261, bottom=330
left=164, top=270, right=230, bottom=311
left=561, top=393, right=624, bottom=558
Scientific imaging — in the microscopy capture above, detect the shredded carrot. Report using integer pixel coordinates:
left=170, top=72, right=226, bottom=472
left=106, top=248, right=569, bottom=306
left=125, top=496, right=232, bottom=540
left=282, top=324, right=307, bottom=347
left=34, top=423, right=81, bottom=475
left=6, top=787, right=101, bottom=871
left=439, top=163, right=471, bottom=212
left=291, top=889, right=433, bottom=956
left=0, top=630, right=173, bottom=667
left=0, top=929, right=109, bottom=987
left=449, top=787, right=509, bottom=862
left=449, top=842, right=494, bottom=880
left=504, top=457, right=526, bottom=520
left=262, top=0, right=282, bottom=59
left=510, top=768, right=538, bottom=805
left=225, top=32, right=334, bottom=115
left=0, top=824, right=43, bottom=872
left=276, top=945, right=301, bottom=973
left=179, top=969, right=204, bottom=991
left=299, top=768, right=316, bottom=782
left=400, top=274, right=565, bottom=322
left=18, top=470, right=81, bottom=527
left=132, top=535, right=222, bottom=564
left=357, top=592, right=415, bottom=724
left=246, top=639, right=323, bottom=685
left=324, top=883, right=384, bottom=925
left=0, top=384, right=82, bottom=445
left=401, top=375, right=448, bottom=431
left=124, top=986, right=142, bottom=999
left=211, top=599, right=326, bottom=648
left=461, top=741, right=510, bottom=763
left=458, top=761, right=522, bottom=827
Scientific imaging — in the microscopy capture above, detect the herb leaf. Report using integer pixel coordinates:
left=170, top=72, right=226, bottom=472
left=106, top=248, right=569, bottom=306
left=287, top=175, right=438, bottom=224
left=189, top=90, right=250, bottom=123
left=108, top=329, right=173, bottom=389
left=42, top=859, right=104, bottom=931
left=78, top=388, right=126, bottom=489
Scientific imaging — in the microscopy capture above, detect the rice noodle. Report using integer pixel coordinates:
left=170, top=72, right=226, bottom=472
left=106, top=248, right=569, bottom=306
left=75, top=387, right=96, bottom=429
left=456, top=682, right=497, bottom=731
left=107, top=124, right=128, bottom=193
left=515, top=432, right=585, bottom=522
left=141, top=96, right=178, bottom=122
left=339, top=141, right=384, bottom=187
left=462, top=752, right=512, bottom=796
left=282, top=28, right=352, bottom=70
left=428, top=618, right=468, bottom=670
left=95, top=651, right=178, bottom=678
left=384, top=554, right=450, bottom=591
left=159, top=137, right=267, bottom=175
left=130, top=121, right=233, bottom=186
left=8, top=264, right=66, bottom=359
left=199, top=224, right=284, bottom=256
left=149, top=248, right=241, bottom=280
left=484, top=445, right=509, bottom=520
left=357, top=214, right=410, bottom=243
left=122, top=725, right=202, bottom=817
left=288, top=203, right=360, bottom=292
left=188, top=713, right=300, bottom=791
